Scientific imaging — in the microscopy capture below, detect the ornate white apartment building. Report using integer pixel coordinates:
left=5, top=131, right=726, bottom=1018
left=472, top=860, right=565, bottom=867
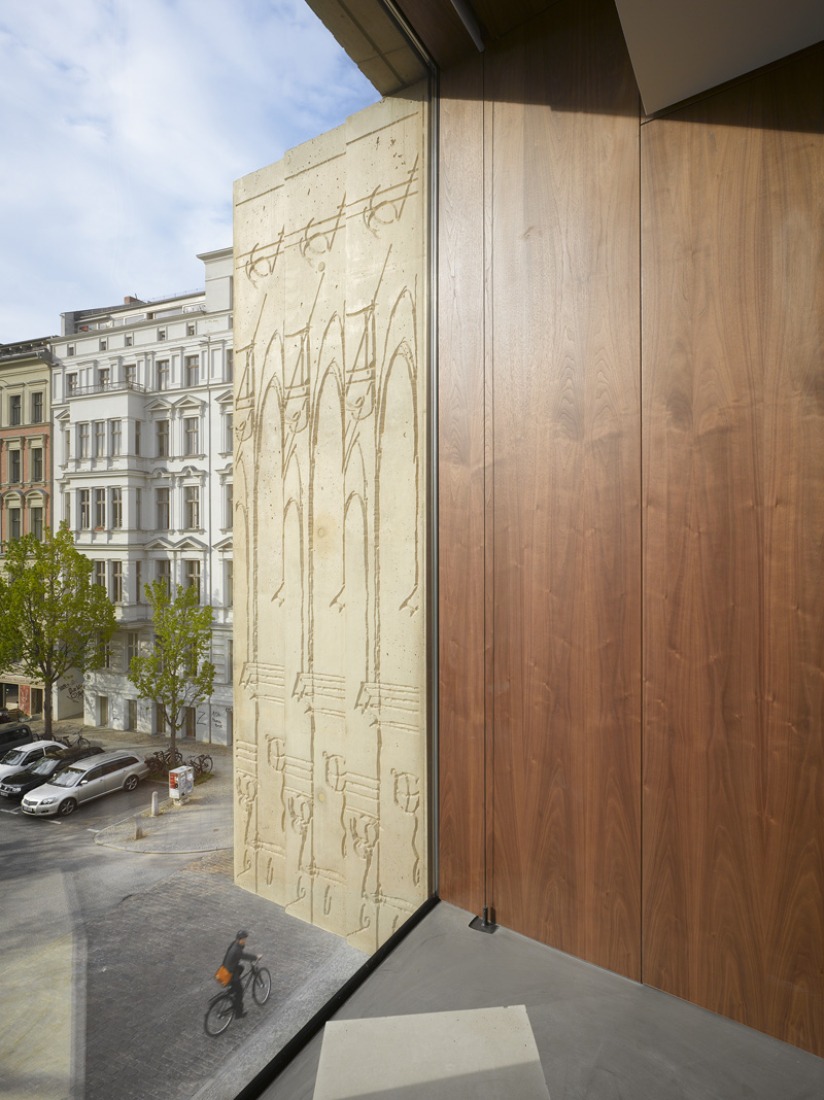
left=50, top=248, right=234, bottom=744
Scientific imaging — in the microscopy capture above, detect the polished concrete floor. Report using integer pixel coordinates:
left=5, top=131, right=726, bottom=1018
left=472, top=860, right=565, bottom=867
left=260, top=901, right=824, bottom=1100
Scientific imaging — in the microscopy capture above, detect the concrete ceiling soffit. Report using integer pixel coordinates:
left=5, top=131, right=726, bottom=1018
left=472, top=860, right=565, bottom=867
left=613, top=0, right=824, bottom=113
left=306, top=0, right=558, bottom=90
left=304, top=0, right=431, bottom=95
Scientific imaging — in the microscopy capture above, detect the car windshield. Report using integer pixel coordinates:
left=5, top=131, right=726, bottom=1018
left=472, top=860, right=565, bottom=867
left=30, top=757, right=63, bottom=777
left=50, top=767, right=84, bottom=788
left=0, top=748, right=27, bottom=766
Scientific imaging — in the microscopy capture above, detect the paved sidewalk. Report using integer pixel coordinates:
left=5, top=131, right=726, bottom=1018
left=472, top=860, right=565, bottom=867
left=94, top=755, right=234, bottom=855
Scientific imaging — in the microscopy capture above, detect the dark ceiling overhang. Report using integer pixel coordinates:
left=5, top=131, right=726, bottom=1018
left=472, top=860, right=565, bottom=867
left=306, top=0, right=824, bottom=112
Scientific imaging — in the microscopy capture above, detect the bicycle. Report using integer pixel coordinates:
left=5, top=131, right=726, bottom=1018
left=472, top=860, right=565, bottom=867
left=55, top=733, right=92, bottom=749
left=188, top=753, right=213, bottom=778
left=204, top=959, right=271, bottom=1036
left=144, top=747, right=184, bottom=775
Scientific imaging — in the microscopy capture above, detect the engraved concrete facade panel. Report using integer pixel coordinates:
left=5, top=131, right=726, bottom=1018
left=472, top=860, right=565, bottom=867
left=233, top=89, right=429, bottom=952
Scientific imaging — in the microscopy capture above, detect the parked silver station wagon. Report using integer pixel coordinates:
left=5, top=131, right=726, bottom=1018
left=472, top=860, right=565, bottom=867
left=21, top=750, right=149, bottom=817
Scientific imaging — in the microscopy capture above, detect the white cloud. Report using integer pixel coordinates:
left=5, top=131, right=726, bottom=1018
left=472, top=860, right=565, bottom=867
left=0, top=0, right=378, bottom=340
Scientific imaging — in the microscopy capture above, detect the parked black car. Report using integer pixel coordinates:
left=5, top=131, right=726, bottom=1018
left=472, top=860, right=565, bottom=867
left=0, top=723, right=35, bottom=755
left=0, top=743, right=104, bottom=799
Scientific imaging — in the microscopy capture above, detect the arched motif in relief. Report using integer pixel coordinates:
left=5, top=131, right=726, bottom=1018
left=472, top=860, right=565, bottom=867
left=344, top=489, right=370, bottom=687
left=310, top=364, right=346, bottom=676
left=312, top=313, right=345, bottom=413
left=376, top=337, right=420, bottom=687
left=376, top=286, right=418, bottom=429
left=256, top=368, right=285, bottom=613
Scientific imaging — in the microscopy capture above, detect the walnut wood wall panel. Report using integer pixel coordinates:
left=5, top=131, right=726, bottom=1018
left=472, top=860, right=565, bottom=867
left=642, top=49, right=824, bottom=1056
left=437, top=56, right=487, bottom=915
left=486, top=0, right=642, bottom=977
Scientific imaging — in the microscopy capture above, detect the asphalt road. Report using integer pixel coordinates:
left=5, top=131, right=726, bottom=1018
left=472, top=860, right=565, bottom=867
left=1, top=752, right=367, bottom=1100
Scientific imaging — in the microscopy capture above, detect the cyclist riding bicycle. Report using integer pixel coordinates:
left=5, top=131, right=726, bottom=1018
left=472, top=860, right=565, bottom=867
left=221, top=930, right=260, bottom=1018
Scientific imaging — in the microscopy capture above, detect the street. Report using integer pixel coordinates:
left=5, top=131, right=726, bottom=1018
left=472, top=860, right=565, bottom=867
left=0, top=735, right=367, bottom=1100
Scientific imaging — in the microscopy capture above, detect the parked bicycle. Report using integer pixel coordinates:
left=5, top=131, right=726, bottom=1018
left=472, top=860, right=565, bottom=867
left=189, top=753, right=213, bottom=778
left=56, top=733, right=92, bottom=749
left=204, top=959, right=271, bottom=1036
left=144, top=747, right=184, bottom=775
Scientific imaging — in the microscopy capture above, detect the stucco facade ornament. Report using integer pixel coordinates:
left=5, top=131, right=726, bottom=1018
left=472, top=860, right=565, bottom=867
left=232, top=89, right=429, bottom=952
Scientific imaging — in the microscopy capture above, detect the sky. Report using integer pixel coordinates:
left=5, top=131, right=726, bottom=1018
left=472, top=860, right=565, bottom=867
left=0, top=0, right=379, bottom=343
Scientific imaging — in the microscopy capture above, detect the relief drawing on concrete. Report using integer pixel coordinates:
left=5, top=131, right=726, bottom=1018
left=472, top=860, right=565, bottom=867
left=232, top=88, right=429, bottom=953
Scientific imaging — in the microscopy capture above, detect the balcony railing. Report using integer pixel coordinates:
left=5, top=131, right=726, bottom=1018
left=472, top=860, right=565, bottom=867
left=65, top=380, right=145, bottom=398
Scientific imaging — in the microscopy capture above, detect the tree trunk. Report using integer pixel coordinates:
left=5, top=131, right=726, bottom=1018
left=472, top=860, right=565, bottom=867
left=43, top=678, right=54, bottom=738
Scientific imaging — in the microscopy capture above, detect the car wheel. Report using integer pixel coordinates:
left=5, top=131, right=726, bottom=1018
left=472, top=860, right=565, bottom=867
left=59, top=798, right=77, bottom=816
left=123, top=774, right=139, bottom=792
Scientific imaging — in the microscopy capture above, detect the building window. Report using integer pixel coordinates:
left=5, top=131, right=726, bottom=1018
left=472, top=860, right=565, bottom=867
left=79, top=489, right=91, bottom=529
left=77, top=422, right=90, bottom=458
left=157, top=328, right=167, bottom=342
left=94, top=560, right=106, bottom=586
left=224, top=411, right=233, bottom=452
left=134, top=559, right=143, bottom=603
left=30, top=507, right=43, bottom=541
left=225, top=349, right=234, bottom=382
left=110, top=560, right=123, bottom=603
left=127, top=631, right=139, bottom=666
left=225, top=482, right=233, bottom=527
left=186, top=322, right=196, bottom=337
left=94, top=488, right=106, bottom=528
left=125, top=335, right=133, bottom=348
left=94, top=420, right=106, bottom=458
left=135, top=420, right=142, bottom=455
left=156, top=487, right=170, bottom=531
left=125, top=364, right=136, bottom=385
left=156, top=420, right=169, bottom=457
left=184, top=559, right=201, bottom=602
left=8, top=506, right=21, bottom=541
left=9, top=394, right=21, bottom=426
left=62, top=491, right=70, bottom=524
left=225, top=561, right=233, bottom=607
left=31, top=448, right=43, bottom=483
left=67, top=345, right=75, bottom=358
left=98, top=365, right=110, bottom=387
left=66, top=372, right=77, bottom=393
left=31, top=392, right=44, bottom=424
left=135, top=487, right=142, bottom=530
left=99, top=339, right=108, bottom=354
left=185, top=355, right=199, bottom=386
left=157, top=359, right=170, bottom=389
left=63, top=426, right=71, bottom=463
left=127, top=699, right=138, bottom=730
left=99, top=694, right=109, bottom=724
left=227, top=641, right=234, bottom=684
left=156, top=559, right=171, bottom=595
left=109, top=419, right=122, bottom=456
left=8, top=449, right=21, bottom=484
left=111, top=487, right=123, bottom=528
left=184, top=485, right=200, bottom=529
left=184, top=416, right=199, bottom=456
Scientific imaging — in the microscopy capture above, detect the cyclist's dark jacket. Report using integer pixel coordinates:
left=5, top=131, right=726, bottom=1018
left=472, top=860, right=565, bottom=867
left=223, top=940, right=255, bottom=976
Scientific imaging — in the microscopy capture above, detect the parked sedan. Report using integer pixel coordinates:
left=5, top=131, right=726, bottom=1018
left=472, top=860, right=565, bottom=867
left=21, top=750, right=150, bottom=817
left=0, top=743, right=103, bottom=799
left=0, top=740, right=65, bottom=782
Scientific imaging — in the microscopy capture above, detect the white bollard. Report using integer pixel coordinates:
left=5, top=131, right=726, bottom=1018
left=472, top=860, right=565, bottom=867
left=151, top=790, right=159, bottom=817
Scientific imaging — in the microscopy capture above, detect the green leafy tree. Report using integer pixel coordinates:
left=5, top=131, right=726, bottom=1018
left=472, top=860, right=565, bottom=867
left=0, top=525, right=116, bottom=737
left=128, top=580, right=215, bottom=755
